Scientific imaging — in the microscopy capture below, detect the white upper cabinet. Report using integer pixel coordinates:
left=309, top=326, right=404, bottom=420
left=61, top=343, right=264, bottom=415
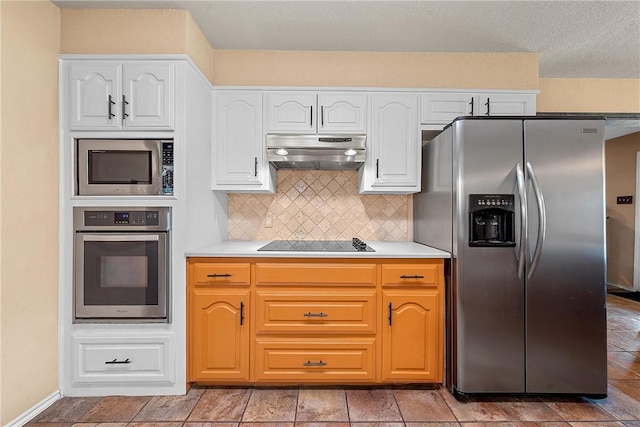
left=360, top=93, right=420, bottom=194
left=69, top=61, right=174, bottom=130
left=421, top=91, right=536, bottom=126
left=212, top=91, right=275, bottom=193
left=266, top=92, right=367, bottom=134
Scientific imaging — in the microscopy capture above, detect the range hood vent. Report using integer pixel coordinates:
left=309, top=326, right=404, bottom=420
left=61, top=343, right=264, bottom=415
left=266, top=134, right=366, bottom=170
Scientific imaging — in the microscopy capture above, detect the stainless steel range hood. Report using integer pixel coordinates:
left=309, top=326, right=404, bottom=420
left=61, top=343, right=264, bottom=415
left=266, top=134, right=366, bottom=170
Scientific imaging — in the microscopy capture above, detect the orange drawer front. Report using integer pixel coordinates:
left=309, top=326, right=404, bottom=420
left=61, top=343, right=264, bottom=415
left=191, top=262, right=251, bottom=286
left=255, top=263, right=376, bottom=286
left=256, top=338, right=375, bottom=382
left=256, top=290, right=376, bottom=334
left=381, top=263, right=440, bottom=287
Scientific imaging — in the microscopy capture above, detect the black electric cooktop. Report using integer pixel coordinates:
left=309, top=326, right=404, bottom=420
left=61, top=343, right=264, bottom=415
left=257, top=238, right=375, bottom=252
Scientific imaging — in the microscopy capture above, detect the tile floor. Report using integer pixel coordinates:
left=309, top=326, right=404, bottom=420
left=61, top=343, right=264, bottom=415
left=28, top=294, right=640, bottom=427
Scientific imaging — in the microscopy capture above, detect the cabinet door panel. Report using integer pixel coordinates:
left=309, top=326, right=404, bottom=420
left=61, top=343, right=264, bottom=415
left=420, top=93, right=473, bottom=125
left=123, top=62, right=174, bottom=129
left=69, top=63, right=121, bottom=130
left=213, top=92, right=265, bottom=187
left=382, top=290, right=442, bottom=382
left=191, top=289, right=249, bottom=381
left=476, top=94, right=536, bottom=116
left=266, top=92, right=316, bottom=133
left=318, top=93, right=367, bottom=133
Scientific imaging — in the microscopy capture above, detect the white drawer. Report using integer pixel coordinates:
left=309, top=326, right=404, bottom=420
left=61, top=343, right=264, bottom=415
left=71, top=333, right=174, bottom=384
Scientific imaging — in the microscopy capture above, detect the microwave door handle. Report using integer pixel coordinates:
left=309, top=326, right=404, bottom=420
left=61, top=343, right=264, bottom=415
left=515, top=162, right=527, bottom=279
left=526, top=161, right=546, bottom=280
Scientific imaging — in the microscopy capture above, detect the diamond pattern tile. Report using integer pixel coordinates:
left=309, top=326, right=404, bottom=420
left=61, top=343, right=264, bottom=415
left=228, top=170, right=408, bottom=240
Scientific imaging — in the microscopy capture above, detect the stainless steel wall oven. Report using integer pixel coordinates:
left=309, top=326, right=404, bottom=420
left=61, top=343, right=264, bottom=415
left=73, top=207, right=171, bottom=322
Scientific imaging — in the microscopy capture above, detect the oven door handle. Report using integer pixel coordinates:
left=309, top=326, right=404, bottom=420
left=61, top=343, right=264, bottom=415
left=79, top=234, right=161, bottom=242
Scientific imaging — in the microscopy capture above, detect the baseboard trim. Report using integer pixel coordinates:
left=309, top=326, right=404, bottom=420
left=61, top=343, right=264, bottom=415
left=6, top=390, right=61, bottom=427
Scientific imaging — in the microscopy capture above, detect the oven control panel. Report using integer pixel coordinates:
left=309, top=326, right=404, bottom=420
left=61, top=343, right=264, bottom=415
left=84, top=210, right=160, bottom=226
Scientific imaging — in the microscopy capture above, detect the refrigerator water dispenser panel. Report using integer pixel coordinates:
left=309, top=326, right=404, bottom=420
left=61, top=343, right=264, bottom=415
left=469, top=194, right=515, bottom=247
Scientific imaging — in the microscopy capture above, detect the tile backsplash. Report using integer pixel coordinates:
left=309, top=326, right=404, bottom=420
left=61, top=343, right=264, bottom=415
left=228, top=170, right=408, bottom=241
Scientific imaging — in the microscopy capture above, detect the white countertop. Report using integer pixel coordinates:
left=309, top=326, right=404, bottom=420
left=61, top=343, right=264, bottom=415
left=185, top=240, right=451, bottom=258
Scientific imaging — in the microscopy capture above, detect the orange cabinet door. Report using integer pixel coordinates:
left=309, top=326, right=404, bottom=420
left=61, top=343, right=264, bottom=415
left=191, top=289, right=250, bottom=381
left=381, top=290, right=442, bottom=382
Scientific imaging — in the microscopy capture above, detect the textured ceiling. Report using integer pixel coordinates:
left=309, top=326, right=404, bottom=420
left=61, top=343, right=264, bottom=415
left=53, top=0, right=640, bottom=79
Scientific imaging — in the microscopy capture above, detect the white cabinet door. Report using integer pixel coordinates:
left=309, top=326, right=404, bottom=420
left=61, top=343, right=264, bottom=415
left=69, top=63, right=122, bottom=130
left=420, top=93, right=473, bottom=125
left=318, top=92, right=367, bottom=134
left=475, top=93, right=536, bottom=116
left=212, top=91, right=275, bottom=193
left=360, top=94, right=420, bottom=194
left=123, top=62, right=175, bottom=129
left=265, top=92, right=316, bottom=133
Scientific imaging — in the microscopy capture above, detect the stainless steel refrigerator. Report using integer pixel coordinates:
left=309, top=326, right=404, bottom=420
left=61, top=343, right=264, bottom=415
left=414, top=117, right=607, bottom=396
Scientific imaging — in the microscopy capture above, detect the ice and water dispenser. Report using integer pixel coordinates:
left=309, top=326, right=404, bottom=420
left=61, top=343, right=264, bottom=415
left=469, top=194, right=516, bottom=247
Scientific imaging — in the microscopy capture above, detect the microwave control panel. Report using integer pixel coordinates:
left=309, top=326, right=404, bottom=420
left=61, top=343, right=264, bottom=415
left=162, top=142, right=174, bottom=195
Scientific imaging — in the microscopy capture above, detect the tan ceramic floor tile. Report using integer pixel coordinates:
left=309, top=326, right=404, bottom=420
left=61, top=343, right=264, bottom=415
left=126, top=423, right=183, bottom=427
left=608, top=352, right=640, bottom=376
left=346, top=389, right=403, bottom=422
left=436, top=388, right=512, bottom=422
left=589, top=382, right=640, bottom=420
left=393, top=389, right=457, bottom=422
left=543, top=396, right=617, bottom=422
left=30, top=397, right=102, bottom=423
left=494, top=397, right=566, bottom=422
left=294, top=423, right=350, bottom=427
left=132, top=387, right=203, bottom=422
left=188, top=388, right=251, bottom=422
left=567, top=422, right=627, bottom=427
left=242, top=389, right=298, bottom=422
left=296, top=388, right=348, bottom=422
left=183, top=424, right=239, bottom=427
left=461, top=423, right=570, bottom=427
left=79, top=396, right=151, bottom=422
left=404, top=423, right=462, bottom=427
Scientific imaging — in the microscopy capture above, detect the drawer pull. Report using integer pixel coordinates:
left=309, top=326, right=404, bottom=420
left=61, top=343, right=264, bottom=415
left=400, top=274, right=424, bottom=279
left=105, top=358, right=131, bottom=365
left=207, top=273, right=232, bottom=278
left=303, top=312, right=328, bottom=318
left=303, top=360, right=327, bottom=367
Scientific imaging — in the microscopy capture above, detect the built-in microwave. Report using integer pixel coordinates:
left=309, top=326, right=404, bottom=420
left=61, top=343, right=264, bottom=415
left=76, top=139, right=174, bottom=196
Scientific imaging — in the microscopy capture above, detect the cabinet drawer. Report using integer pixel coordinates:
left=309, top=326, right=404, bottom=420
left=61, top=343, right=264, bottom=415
left=256, top=290, right=376, bottom=333
left=191, top=262, right=250, bottom=286
left=381, top=263, right=440, bottom=287
left=256, top=338, right=375, bottom=382
left=71, top=334, right=174, bottom=384
left=255, top=263, right=376, bottom=286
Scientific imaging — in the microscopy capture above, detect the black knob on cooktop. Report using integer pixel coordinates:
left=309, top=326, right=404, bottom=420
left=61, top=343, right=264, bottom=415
left=352, top=237, right=367, bottom=251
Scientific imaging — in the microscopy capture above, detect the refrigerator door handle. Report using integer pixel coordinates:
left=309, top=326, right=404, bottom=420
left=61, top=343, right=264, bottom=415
left=526, top=161, right=547, bottom=279
left=516, top=162, right=527, bottom=279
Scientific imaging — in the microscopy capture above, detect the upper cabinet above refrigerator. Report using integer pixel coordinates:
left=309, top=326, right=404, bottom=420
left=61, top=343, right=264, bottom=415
left=265, top=91, right=367, bottom=134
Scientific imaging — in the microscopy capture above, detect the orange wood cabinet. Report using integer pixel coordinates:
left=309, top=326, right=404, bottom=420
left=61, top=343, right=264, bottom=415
left=187, top=257, right=444, bottom=385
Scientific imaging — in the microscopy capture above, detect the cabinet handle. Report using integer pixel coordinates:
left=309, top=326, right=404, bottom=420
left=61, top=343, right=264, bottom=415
left=388, top=302, right=393, bottom=326
left=310, top=105, right=313, bottom=127
left=469, top=98, right=474, bottom=116
left=108, top=95, right=116, bottom=119
left=376, top=159, right=380, bottom=178
left=105, top=358, right=131, bottom=365
left=400, top=274, right=424, bottom=279
left=207, top=273, right=232, bottom=278
left=240, top=301, right=245, bottom=326
left=321, top=105, right=324, bottom=126
left=303, top=312, right=328, bottom=317
left=122, top=94, right=129, bottom=121
left=254, top=157, right=258, bottom=177
left=485, top=97, right=490, bottom=116
left=303, top=360, right=327, bottom=367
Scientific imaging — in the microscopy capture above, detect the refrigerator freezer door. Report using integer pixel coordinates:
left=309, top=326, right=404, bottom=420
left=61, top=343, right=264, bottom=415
left=454, top=119, right=526, bottom=393
left=524, top=119, right=607, bottom=394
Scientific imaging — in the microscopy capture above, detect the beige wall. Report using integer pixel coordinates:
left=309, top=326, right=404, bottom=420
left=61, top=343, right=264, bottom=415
left=606, top=132, right=640, bottom=288
left=538, top=78, right=640, bottom=113
left=0, top=1, right=60, bottom=425
left=211, top=50, right=539, bottom=89
left=61, top=9, right=214, bottom=81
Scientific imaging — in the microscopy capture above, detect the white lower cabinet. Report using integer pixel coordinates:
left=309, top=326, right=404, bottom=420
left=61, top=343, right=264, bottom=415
left=71, top=333, right=175, bottom=384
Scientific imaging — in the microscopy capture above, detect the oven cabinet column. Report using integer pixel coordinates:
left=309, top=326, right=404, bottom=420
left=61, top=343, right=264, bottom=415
left=380, top=261, right=444, bottom=382
left=188, top=259, right=251, bottom=382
